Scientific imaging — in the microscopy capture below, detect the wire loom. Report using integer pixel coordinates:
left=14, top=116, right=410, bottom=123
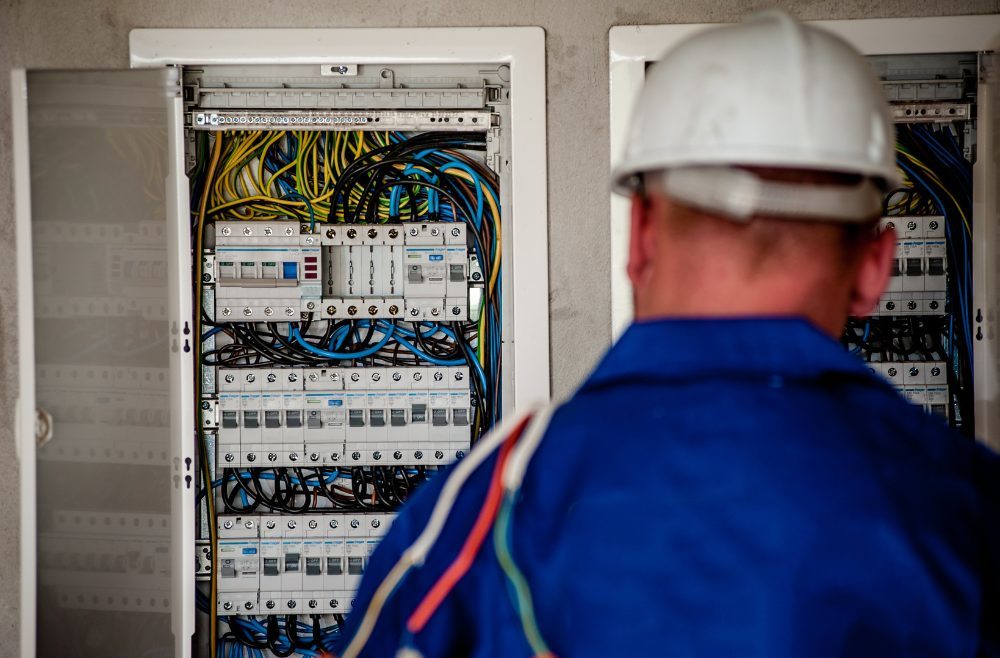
left=191, top=129, right=505, bottom=657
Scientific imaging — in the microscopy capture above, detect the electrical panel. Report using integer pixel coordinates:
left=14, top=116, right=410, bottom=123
left=841, top=51, right=977, bottom=432
left=16, top=27, right=551, bottom=658
left=180, top=57, right=519, bottom=658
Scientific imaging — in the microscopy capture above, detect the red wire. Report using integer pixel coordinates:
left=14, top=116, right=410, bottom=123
left=405, top=415, right=532, bottom=634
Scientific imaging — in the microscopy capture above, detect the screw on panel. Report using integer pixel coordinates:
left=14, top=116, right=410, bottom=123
left=245, top=520, right=254, bottom=529
left=267, top=373, right=276, bottom=383
left=329, top=519, right=339, bottom=529
left=221, top=227, right=232, bottom=236
left=289, top=453, right=299, bottom=462
left=264, top=226, right=273, bottom=236
left=326, top=229, right=336, bottom=238
left=907, top=221, right=918, bottom=231
left=350, top=519, right=360, bottom=528
left=388, top=229, right=399, bottom=239
left=288, top=520, right=297, bottom=529
left=430, top=228, right=440, bottom=236
left=223, top=520, right=233, bottom=529
left=224, top=453, right=234, bottom=463
left=434, top=451, right=444, bottom=460
left=310, top=453, right=320, bottom=462
left=409, top=308, right=420, bottom=317
left=266, top=520, right=276, bottom=529
left=451, top=228, right=461, bottom=237
left=201, top=402, right=211, bottom=410
left=288, top=373, right=298, bottom=382
left=929, top=220, right=939, bottom=231
left=887, top=367, right=898, bottom=377
left=348, top=306, right=358, bottom=316
left=368, top=305, right=378, bottom=315
left=373, top=451, right=382, bottom=460
left=223, top=601, right=233, bottom=611
left=266, top=600, right=275, bottom=609
left=264, top=307, right=274, bottom=316
left=414, top=451, right=423, bottom=460
left=371, top=519, right=381, bottom=528
left=433, top=372, right=443, bottom=382
left=367, top=228, right=378, bottom=239
left=393, top=451, right=402, bottom=460
left=371, top=373, right=381, bottom=382
left=413, top=372, right=423, bottom=382
left=351, top=373, right=360, bottom=382
left=347, top=229, right=357, bottom=239
left=267, top=453, right=278, bottom=462
left=247, top=454, right=257, bottom=462
left=246, top=374, right=256, bottom=383
left=452, top=306, right=461, bottom=316
left=351, top=452, right=361, bottom=461
left=222, top=308, right=232, bottom=317
left=224, top=374, right=235, bottom=383
left=243, top=227, right=252, bottom=236
left=931, top=367, right=941, bottom=377
left=454, top=371, right=464, bottom=381
left=243, top=307, right=253, bottom=317
left=409, top=227, right=419, bottom=236
left=909, top=367, right=920, bottom=377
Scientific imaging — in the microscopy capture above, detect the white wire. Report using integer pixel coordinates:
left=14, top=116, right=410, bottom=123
left=339, top=406, right=539, bottom=658
left=500, top=405, right=555, bottom=492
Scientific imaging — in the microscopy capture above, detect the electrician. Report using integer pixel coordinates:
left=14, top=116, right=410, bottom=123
left=337, top=11, right=1000, bottom=658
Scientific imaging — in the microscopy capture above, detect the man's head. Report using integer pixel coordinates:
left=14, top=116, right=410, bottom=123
left=612, top=11, right=901, bottom=336
left=627, top=168, right=896, bottom=335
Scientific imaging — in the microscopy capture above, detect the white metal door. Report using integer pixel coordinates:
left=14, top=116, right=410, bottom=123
left=12, top=68, right=192, bottom=658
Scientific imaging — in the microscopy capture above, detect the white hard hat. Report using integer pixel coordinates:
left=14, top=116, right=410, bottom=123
left=612, top=10, right=902, bottom=222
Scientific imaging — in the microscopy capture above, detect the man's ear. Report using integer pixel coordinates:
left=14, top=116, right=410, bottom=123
left=627, top=191, right=656, bottom=292
left=847, top=225, right=896, bottom=317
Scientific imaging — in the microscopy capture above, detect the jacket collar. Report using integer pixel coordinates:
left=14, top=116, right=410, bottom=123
left=583, top=317, right=873, bottom=391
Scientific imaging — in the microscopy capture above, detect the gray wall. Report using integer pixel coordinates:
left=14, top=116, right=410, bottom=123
left=1, top=0, right=996, bottom=653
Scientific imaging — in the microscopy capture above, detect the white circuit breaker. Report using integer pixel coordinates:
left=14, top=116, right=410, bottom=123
left=875, top=216, right=948, bottom=316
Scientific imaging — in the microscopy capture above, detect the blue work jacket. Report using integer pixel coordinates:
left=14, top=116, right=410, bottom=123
left=338, top=318, right=1000, bottom=657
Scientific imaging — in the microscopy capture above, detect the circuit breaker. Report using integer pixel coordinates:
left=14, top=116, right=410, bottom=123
left=15, top=26, right=549, bottom=658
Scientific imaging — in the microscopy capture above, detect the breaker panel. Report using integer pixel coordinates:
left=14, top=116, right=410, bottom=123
left=186, top=62, right=510, bottom=657
left=841, top=53, right=977, bottom=430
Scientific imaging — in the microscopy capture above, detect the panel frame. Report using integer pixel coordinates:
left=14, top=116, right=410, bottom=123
left=608, top=15, right=1000, bottom=445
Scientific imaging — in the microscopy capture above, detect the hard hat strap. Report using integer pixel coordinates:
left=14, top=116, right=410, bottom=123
left=659, top=167, right=883, bottom=223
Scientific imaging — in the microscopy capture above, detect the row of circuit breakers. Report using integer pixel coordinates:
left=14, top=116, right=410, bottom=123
left=216, top=513, right=392, bottom=616
left=211, top=220, right=480, bottom=321
left=869, top=360, right=948, bottom=416
left=875, top=215, right=947, bottom=316
left=212, top=365, right=471, bottom=467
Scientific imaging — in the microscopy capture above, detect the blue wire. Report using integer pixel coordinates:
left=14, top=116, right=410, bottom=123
left=291, top=323, right=394, bottom=359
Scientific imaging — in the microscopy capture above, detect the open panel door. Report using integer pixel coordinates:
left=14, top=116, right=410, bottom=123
left=12, top=68, right=193, bottom=658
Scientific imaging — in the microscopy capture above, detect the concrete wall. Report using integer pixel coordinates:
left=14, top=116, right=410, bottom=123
left=1, top=0, right=996, bottom=653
